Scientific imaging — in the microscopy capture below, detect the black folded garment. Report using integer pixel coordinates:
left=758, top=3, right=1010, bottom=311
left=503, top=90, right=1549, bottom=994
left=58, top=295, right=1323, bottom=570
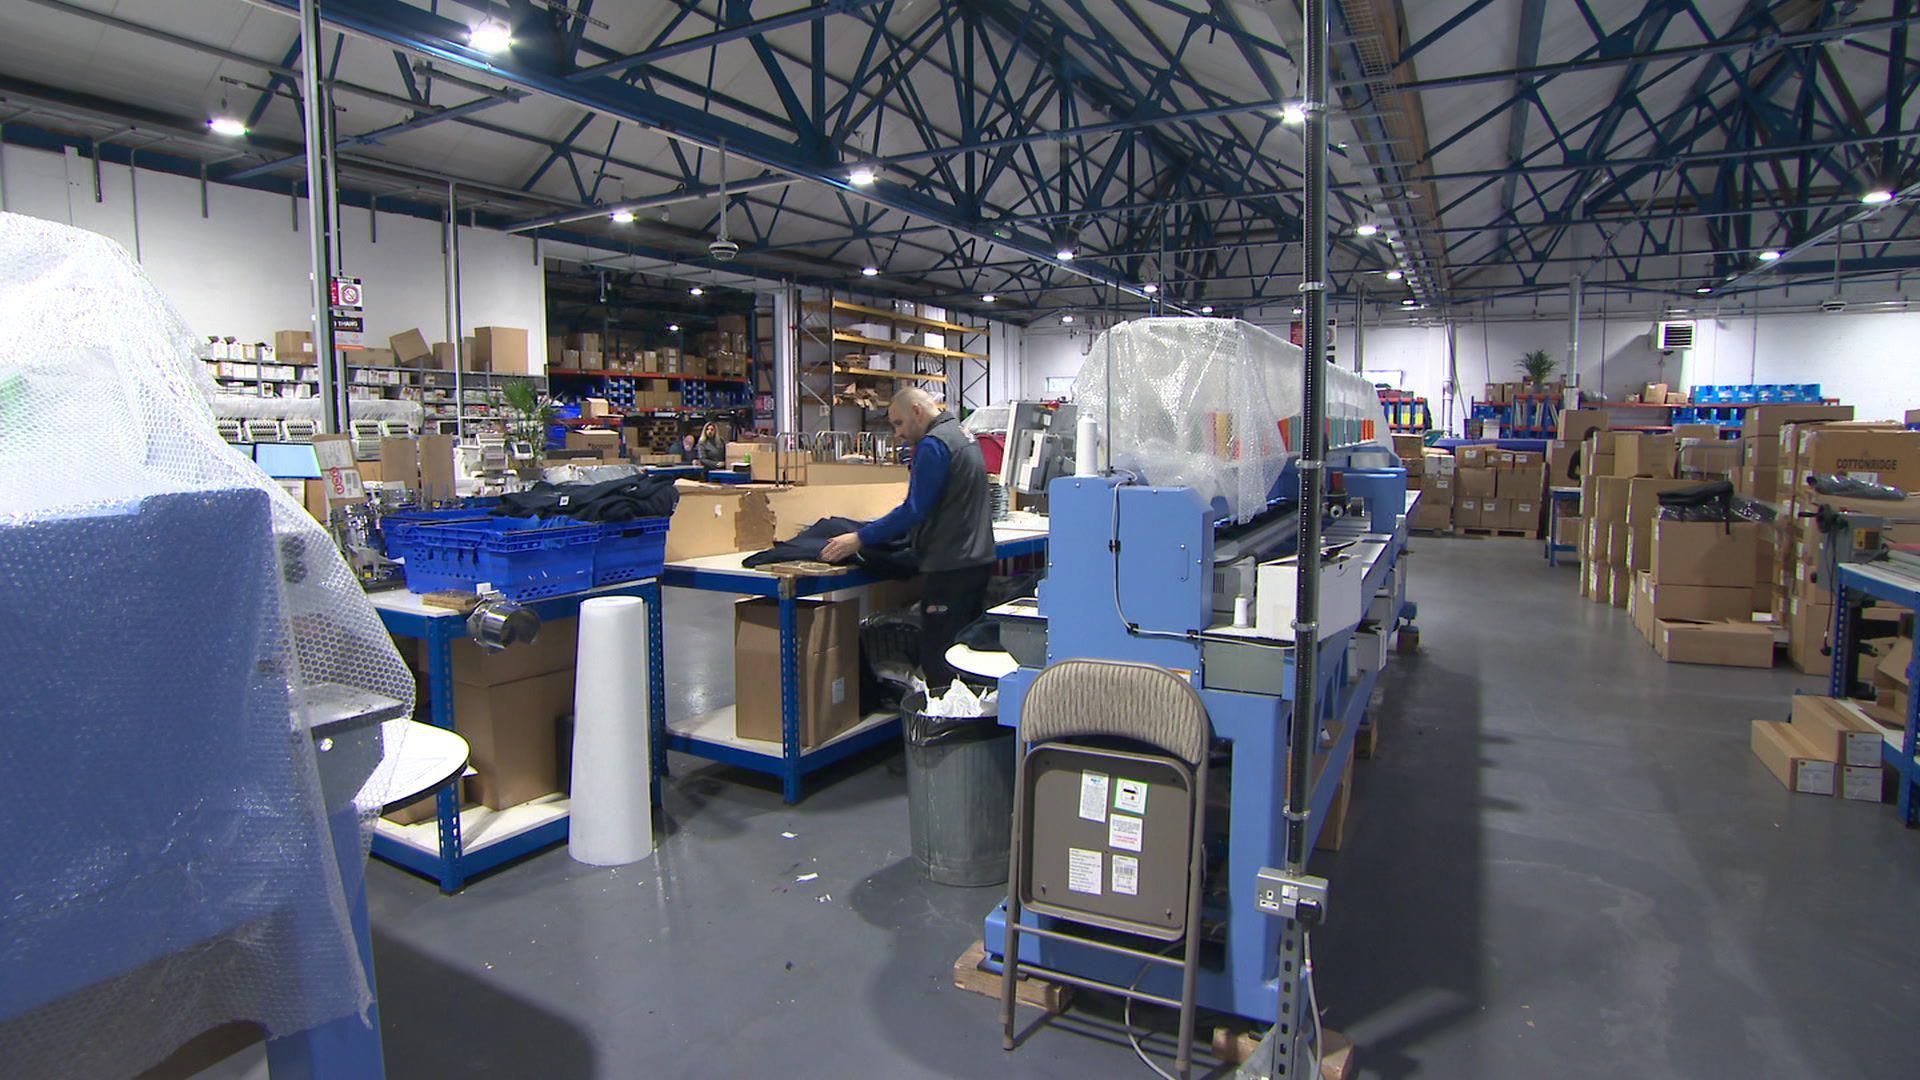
left=492, top=475, right=680, bottom=522
left=1808, top=474, right=1909, bottom=501
left=1655, top=480, right=1775, bottom=525
left=742, top=515, right=917, bottom=576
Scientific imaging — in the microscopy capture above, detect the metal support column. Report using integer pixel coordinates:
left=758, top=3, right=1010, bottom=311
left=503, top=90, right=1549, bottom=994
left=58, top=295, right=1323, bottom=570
left=773, top=283, right=798, bottom=434
left=1353, top=283, right=1366, bottom=375
left=298, top=0, right=344, bottom=433
left=446, top=182, right=466, bottom=439
left=1566, top=274, right=1583, bottom=390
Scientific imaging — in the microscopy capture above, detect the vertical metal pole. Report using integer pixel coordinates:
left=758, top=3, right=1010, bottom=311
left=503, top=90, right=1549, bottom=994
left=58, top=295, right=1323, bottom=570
left=773, top=283, right=798, bottom=433
left=128, top=150, right=142, bottom=262
left=1566, top=273, right=1583, bottom=390
left=447, top=183, right=466, bottom=439
left=325, top=83, right=343, bottom=271
left=1353, top=283, right=1366, bottom=375
left=298, top=0, right=342, bottom=434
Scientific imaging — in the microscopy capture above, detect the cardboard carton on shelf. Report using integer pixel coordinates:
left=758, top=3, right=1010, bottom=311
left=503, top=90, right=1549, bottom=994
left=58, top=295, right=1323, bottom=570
left=1457, top=445, right=1490, bottom=469
left=1750, top=720, right=1838, bottom=795
left=390, top=328, right=432, bottom=364
left=734, top=598, right=860, bottom=748
left=1656, top=619, right=1774, bottom=667
left=1643, top=382, right=1671, bottom=404
left=1546, top=440, right=1579, bottom=487
left=1747, top=404, right=1854, bottom=439
left=274, top=329, right=315, bottom=363
left=453, top=668, right=573, bottom=810
left=472, top=326, right=530, bottom=375
left=582, top=397, right=613, bottom=419
left=1496, top=464, right=1545, bottom=499
left=1457, top=467, right=1498, bottom=498
left=565, top=430, right=623, bottom=463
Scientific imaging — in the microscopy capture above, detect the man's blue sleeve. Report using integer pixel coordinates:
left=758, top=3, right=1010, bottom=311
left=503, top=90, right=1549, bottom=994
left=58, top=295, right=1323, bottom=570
left=857, top=436, right=951, bottom=546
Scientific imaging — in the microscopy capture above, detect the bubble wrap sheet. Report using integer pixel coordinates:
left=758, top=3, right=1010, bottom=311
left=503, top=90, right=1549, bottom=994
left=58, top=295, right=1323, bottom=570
left=0, top=213, right=413, bottom=1076
left=1074, top=317, right=1390, bottom=522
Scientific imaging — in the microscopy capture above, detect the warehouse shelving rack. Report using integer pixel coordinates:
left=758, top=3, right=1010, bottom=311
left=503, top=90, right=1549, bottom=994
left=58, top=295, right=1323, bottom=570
left=1828, top=562, right=1920, bottom=826
left=795, top=292, right=989, bottom=434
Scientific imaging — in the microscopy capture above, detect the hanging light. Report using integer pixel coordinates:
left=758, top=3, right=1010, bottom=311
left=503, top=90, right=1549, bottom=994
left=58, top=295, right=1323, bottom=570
left=1061, top=314, right=1075, bottom=324
left=1401, top=298, right=1417, bottom=307
left=1384, top=269, right=1403, bottom=281
left=1355, top=223, right=1379, bottom=237
left=1862, top=188, right=1894, bottom=205
left=611, top=209, right=636, bottom=224
left=468, top=20, right=513, bottom=53
left=1695, top=285, right=1713, bottom=294
left=980, top=294, right=997, bottom=303
left=1279, top=102, right=1306, bottom=125
left=1758, top=249, right=1782, bottom=262
left=668, top=323, right=681, bottom=332
left=1055, top=247, right=1075, bottom=261
left=689, top=286, right=705, bottom=297
left=848, top=165, right=877, bottom=187
left=1142, top=283, right=1159, bottom=294
left=1200, top=305, right=1215, bottom=314
left=861, top=266, right=880, bottom=277
left=1291, top=307, right=1303, bottom=316
left=208, top=115, right=248, bottom=137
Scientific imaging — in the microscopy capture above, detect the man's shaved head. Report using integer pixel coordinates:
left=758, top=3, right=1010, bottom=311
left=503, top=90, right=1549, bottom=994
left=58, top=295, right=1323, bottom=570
left=887, top=387, right=944, bottom=442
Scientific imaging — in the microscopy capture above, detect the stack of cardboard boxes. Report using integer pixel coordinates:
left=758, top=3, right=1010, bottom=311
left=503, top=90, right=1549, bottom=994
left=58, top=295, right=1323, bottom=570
left=1632, top=514, right=1772, bottom=667
left=1451, top=445, right=1546, bottom=536
left=1752, top=694, right=1894, bottom=802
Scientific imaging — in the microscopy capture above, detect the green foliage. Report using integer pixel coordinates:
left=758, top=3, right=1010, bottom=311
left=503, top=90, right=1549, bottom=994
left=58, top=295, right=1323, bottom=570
left=501, top=379, right=556, bottom=460
left=1515, top=348, right=1556, bottom=385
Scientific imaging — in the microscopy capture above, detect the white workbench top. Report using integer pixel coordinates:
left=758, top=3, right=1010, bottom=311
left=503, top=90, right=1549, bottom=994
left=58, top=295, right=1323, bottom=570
left=663, top=520, right=1049, bottom=578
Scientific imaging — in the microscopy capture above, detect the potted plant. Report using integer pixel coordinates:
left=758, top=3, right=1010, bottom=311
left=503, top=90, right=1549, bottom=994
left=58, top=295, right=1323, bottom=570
left=501, top=379, right=557, bottom=475
left=1516, top=348, right=1556, bottom=388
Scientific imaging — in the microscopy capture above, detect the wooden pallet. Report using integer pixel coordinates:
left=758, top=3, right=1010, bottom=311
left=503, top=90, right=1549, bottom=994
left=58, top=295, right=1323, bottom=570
left=1408, top=527, right=1453, bottom=537
left=1459, top=527, right=1537, bottom=539
left=1213, top=1023, right=1355, bottom=1077
left=952, top=939, right=1074, bottom=1014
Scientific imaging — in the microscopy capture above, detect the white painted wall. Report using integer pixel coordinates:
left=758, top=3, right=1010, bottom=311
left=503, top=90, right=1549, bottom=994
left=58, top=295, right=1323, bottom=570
left=0, top=143, right=544, bottom=355
left=1019, top=310, right=1920, bottom=434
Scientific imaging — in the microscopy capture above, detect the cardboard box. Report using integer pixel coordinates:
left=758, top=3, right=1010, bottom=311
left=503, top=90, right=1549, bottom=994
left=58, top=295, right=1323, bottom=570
left=1558, top=409, right=1610, bottom=444
left=1656, top=619, right=1773, bottom=667
left=1409, top=496, right=1452, bottom=532
left=1643, top=382, right=1670, bottom=404
left=734, top=598, right=859, bottom=748
left=1614, top=433, right=1677, bottom=478
left=454, top=669, right=572, bottom=809
left=1568, top=515, right=1586, bottom=557
left=1586, top=558, right=1607, bottom=602
left=274, top=329, right=314, bottom=361
left=389, top=328, right=432, bottom=363
left=1632, top=571, right=1656, bottom=641
left=1842, top=765, right=1889, bottom=802
left=805, top=462, right=912, bottom=486
left=1679, top=441, right=1740, bottom=478
left=1747, top=404, right=1853, bottom=439
left=473, top=326, right=530, bottom=374
left=1642, top=582, right=1753, bottom=623
left=430, top=342, right=457, bottom=370
left=1546, top=440, right=1579, bottom=487
left=1623, top=479, right=1700, bottom=571
left=1508, top=498, right=1539, bottom=533
left=1786, top=595, right=1834, bottom=674
left=1497, top=464, right=1545, bottom=499
left=1606, top=519, right=1628, bottom=566
left=1751, top=720, right=1838, bottom=795
left=582, top=397, right=613, bottom=419
left=1457, top=445, right=1490, bottom=469
left=1457, top=467, right=1498, bottom=498
left=1457, top=497, right=1480, bottom=526
left=750, top=448, right=811, bottom=484
left=1610, top=565, right=1631, bottom=609
left=566, top=429, right=623, bottom=463
left=1795, top=427, right=1920, bottom=493
left=1478, top=497, right=1506, bottom=530
left=1790, top=695, right=1885, bottom=768
left=1651, top=519, right=1758, bottom=588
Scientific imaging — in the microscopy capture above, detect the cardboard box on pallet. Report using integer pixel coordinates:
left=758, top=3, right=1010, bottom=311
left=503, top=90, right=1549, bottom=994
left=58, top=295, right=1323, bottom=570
left=1614, top=433, right=1677, bottom=478
left=1751, top=720, right=1838, bottom=795
left=1457, top=467, right=1497, bottom=498
left=1409, top=494, right=1453, bottom=532
left=1497, top=464, right=1545, bottom=499
left=1458, top=445, right=1490, bottom=469
left=1478, top=497, right=1507, bottom=531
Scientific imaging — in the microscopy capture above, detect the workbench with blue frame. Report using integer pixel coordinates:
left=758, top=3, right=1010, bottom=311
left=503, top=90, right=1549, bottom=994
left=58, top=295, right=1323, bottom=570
left=659, top=523, right=1049, bottom=804
left=1828, top=561, right=1920, bottom=825
left=368, top=579, right=666, bottom=893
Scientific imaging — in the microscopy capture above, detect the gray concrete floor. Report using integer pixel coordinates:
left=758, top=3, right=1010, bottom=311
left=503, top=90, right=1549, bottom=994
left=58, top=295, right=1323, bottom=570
left=336, top=537, right=1920, bottom=1077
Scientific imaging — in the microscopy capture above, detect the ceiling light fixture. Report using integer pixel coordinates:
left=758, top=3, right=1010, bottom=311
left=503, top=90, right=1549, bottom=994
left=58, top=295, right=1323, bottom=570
left=1055, top=247, right=1075, bottom=261
left=689, top=286, right=704, bottom=297
left=861, top=266, right=879, bottom=277
left=848, top=165, right=877, bottom=187
left=667, top=323, right=680, bottom=332
left=1280, top=102, right=1306, bottom=125
left=1200, top=305, right=1215, bottom=314
left=1401, top=298, right=1417, bottom=307
left=1758, top=249, right=1781, bottom=262
left=1291, top=307, right=1303, bottom=316
left=208, top=115, right=248, bottom=138
left=981, top=294, right=997, bottom=303
left=1695, top=285, right=1713, bottom=294
left=1061, top=314, right=1075, bottom=324
left=1384, top=269, right=1403, bottom=281
left=1862, top=188, right=1894, bottom=205
left=1355, top=223, right=1379, bottom=237
left=1142, top=283, right=1159, bottom=294
left=610, top=209, right=636, bottom=224
left=468, top=20, right=513, bottom=53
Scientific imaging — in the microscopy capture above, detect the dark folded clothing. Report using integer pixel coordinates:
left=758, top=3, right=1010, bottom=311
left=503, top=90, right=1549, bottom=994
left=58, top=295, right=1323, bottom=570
left=743, top=515, right=917, bottom=576
left=493, top=475, right=679, bottom=523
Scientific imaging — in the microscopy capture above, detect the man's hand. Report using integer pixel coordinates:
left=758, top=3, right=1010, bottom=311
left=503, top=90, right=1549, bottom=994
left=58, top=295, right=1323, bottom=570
left=822, top=532, right=864, bottom=563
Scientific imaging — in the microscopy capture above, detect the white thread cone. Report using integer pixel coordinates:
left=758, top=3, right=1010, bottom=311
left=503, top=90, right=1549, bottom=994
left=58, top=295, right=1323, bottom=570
left=569, top=595, right=654, bottom=865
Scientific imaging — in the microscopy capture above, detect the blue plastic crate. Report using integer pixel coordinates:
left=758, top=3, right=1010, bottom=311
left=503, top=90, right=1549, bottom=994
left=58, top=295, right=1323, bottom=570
left=392, top=516, right=599, bottom=599
left=381, top=507, right=493, bottom=553
left=588, top=517, right=671, bottom=586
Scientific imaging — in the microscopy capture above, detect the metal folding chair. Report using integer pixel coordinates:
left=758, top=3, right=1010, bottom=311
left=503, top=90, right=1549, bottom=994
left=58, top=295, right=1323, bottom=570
left=1000, top=659, right=1213, bottom=1079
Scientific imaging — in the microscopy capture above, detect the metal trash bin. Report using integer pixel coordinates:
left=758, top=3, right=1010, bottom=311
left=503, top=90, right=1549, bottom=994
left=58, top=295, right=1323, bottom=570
left=901, top=690, right=1016, bottom=887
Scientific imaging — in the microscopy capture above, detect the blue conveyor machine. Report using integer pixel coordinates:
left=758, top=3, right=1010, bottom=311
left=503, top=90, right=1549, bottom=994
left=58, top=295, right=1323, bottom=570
left=982, top=440, right=1414, bottom=1025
